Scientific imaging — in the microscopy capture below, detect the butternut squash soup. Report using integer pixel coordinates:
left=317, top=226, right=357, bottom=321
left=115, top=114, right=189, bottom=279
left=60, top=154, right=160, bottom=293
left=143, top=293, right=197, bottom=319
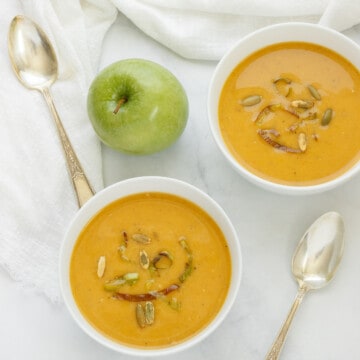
left=70, top=192, right=231, bottom=348
left=219, top=42, right=360, bottom=185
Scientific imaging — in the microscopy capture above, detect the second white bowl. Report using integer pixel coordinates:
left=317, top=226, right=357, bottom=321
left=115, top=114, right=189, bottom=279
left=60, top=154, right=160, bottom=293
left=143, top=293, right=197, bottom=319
left=208, top=22, right=360, bottom=195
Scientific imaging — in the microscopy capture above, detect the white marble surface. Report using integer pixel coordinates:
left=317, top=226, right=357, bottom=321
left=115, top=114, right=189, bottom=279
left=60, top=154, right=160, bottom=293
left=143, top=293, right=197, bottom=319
left=2, top=13, right=360, bottom=360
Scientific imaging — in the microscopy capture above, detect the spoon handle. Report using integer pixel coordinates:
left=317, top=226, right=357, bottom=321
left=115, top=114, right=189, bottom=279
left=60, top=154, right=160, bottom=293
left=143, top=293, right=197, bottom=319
left=41, top=87, right=94, bottom=207
left=265, top=285, right=309, bottom=360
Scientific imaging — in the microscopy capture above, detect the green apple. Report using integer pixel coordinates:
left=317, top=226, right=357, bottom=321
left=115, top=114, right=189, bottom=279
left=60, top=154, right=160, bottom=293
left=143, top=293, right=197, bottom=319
left=87, top=59, right=189, bottom=154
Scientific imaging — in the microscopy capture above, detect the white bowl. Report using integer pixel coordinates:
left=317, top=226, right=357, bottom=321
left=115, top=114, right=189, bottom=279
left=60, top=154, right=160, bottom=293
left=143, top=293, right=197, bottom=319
left=59, top=176, right=242, bottom=356
left=208, top=22, right=360, bottom=195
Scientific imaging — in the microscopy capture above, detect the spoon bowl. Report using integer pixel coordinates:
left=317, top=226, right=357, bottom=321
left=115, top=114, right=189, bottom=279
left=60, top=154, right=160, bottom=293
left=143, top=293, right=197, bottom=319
left=8, top=15, right=58, bottom=89
left=266, top=211, right=344, bottom=360
left=292, top=212, right=345, bottom=290
left=8, top=15, right=93, bottom=207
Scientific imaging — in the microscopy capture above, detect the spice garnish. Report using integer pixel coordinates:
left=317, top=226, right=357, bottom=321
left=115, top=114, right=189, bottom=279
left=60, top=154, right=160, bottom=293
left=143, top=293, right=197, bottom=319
left=255, top=104, right=282, bottom=125
left=312, top=133, right=319, bottom=141
left=104, top=272, right=139, bottom=291
left=287, top=113, right=318, bottom=132
left=258, top=129, right=301, bottom=153
left=118, top=231, right=130, bottom=262
left=122, top=231, right=129, bottom=247
left=288, top=122, right=301, bottom=133
left=113, top=284, right=180, bottom=302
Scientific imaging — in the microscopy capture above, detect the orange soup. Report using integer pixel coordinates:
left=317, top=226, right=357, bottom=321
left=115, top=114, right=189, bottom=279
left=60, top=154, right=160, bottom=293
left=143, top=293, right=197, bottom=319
left=70, top=192, right=231, bottom=348
left=219, top=42, right=360, bottom=185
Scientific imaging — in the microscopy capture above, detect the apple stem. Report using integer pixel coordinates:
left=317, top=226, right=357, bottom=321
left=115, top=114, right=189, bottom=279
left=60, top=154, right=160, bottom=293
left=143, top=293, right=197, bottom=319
left=113, top=97, right=127, bottom=114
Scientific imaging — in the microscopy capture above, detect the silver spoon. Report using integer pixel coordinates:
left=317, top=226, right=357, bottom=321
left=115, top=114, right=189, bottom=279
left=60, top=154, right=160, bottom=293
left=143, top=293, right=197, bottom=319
left=8, top=15, right=94, bottom=207
left=266, top=211, right=345, bottom=360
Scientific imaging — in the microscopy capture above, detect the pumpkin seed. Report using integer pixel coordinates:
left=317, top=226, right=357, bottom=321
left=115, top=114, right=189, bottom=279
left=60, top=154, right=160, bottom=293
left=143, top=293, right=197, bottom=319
left=179, top=262, right=193, bottom=283
left=139, top=250, right=150, bottom=269
left=132, top=233, right=151, bottom=244
left=291, top=100, right=314, bottom=109
left=303, top=112, right=317, bottom=121
left=118, top=245, right=130, bottom=262
left=274, top=77, right=292, bottom=85
left=168, top=297, right=181, bottom=311
left=97, top=256, right=106, bottom=278
left=123, top=272, right=139, bottom=283
left=104, top=277, right=126, bottom=291
left=179, top=237, right=194, bottom=283
left=145, top=279, right=155, bottom=290
left=241, top=95, right=262, bottom=107
left=179, top=237, right=192, bottom=255
left=104, top=272, right=139, bottom=291
left=152, top=251, right=173, bottom=269
left=273, top=77, right=292, bottom=97
left=321, top=108, right=333, bottom=126
left=298, top=133, right=307, bottom=152
left=255, top=104, right=282, bottom=125
left=145, top=301, right=155, bottom=325
left=307, top=85, right=321, bottom=100
left=136, top=304, right=146, bottom=328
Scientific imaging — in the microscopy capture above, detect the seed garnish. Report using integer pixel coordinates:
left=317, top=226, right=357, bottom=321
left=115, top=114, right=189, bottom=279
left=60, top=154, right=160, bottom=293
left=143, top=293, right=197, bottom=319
left=97, top=256, right=106, bottom=278
left=241, top=95, right=262, bottom=107
left=308, top=85, right=321, bottom=100
left=104, top=272, right=139, bottom=291
left=145, top=302, right=155, bottom=325
left=321, top=108, right=333, bottom=126
left=139, top=250, right=150, bottom=269
left=291, top=100, right=314, bottom=109
left=132, top=233, right=151, bottom=244
left=136, top=304, right=146, bottom=328
left=298, top=133, right=307, bottom=152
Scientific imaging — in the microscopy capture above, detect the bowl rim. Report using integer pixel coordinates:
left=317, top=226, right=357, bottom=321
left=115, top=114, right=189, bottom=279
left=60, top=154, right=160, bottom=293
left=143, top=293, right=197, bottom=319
left=208, top=22, right=360, bottom=195
left=59, top=176, right=242, bottom=356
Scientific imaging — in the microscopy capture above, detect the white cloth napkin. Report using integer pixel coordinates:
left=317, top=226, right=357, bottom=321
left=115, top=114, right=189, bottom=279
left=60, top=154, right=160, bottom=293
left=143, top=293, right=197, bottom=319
left=1, top=0, right=360, bottom=303
left=0, top=0, right=116, bottom=302
left=113, top=0, right=360, bottom=60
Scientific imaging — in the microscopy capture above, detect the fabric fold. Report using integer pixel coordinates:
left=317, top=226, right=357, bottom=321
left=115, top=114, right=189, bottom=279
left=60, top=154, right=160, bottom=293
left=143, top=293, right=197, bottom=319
left=0, top=0, right=116, bottom=302
left=112, top=0, right=360, bottom=60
